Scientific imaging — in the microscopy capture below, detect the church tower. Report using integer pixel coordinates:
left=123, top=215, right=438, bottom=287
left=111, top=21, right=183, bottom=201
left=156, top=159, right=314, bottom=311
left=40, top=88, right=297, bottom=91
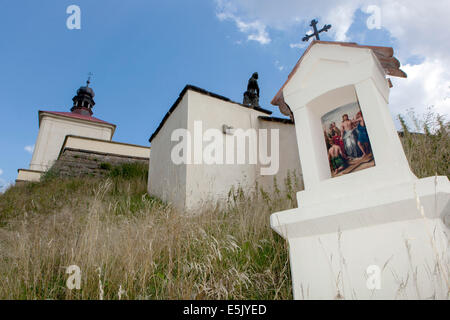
left=16, top=76, right=149, bottom=184
left=71, top=77, right=96, bottom=116
left=17, top=78, right=116, bottom=179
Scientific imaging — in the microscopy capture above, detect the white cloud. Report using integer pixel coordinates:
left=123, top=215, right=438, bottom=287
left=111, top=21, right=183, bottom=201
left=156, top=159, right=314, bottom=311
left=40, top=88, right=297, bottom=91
left=217, top=10, right=271, bottom=45
left=24, top=145, right=34, bottom=154
left=324, top=3, right=359, bottom=41
left=214, top=0, right=450, bottom=118
left=289, top=42, right=307, bottom=49
left=0, top=169, right=7, bottom=193
left=390, top=59, right=450, bottom=120
left=374, top=1, right=450, bottom=118
left=0, top=178, right=11, bottom=193
left=215, top=0, right=361, bottom=43
left=274, top=60, right=285, bottom=71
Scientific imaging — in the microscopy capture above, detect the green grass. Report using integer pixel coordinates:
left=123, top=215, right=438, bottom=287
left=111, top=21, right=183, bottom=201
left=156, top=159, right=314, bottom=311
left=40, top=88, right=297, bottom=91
left=0, top=112, right=448, bottom=300
left=398, top=110, right=449, bottom=178
left=0, top=162, right=294, bottom=299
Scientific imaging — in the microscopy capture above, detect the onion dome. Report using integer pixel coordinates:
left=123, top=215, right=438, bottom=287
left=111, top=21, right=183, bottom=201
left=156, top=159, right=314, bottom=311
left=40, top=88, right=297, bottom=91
left=71, top=77, right=96, bottom=116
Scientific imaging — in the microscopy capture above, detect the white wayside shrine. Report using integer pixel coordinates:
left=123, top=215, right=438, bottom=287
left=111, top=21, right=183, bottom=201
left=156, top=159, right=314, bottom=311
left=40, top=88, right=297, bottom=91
left=270, top=41, right=450, bottom=299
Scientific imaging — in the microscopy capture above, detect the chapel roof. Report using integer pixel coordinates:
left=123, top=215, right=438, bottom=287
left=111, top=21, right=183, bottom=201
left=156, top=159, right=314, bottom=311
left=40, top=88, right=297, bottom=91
left=39, top=110, right=116, bottom=127
left=271, top=40, right=407, bottom=113
left=149, top=85, right=272, bottom=143
left=258, top=116, right=294, bottom=124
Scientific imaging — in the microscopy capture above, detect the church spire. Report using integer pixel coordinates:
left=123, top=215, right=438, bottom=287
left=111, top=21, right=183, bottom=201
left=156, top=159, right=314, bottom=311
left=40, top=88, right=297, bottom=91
left=71, top=73, right=96, bottom=116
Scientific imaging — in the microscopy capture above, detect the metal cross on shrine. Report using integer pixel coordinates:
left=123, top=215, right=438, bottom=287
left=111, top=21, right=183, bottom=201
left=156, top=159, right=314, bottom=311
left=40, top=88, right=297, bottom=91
left=302, top=19, right=332, bottom=42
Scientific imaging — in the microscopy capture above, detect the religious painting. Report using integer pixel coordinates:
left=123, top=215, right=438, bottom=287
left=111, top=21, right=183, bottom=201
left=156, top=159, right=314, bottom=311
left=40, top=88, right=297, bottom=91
left=321, top=101, right=375, bottom=178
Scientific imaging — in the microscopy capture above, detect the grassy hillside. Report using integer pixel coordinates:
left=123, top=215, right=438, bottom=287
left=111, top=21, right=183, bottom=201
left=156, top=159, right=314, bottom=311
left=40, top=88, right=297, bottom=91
left=398, top=111, right=449, bottom=178
left=0, top=113, right=448, bottom=300
left=0, top=163, right=297, bottom=299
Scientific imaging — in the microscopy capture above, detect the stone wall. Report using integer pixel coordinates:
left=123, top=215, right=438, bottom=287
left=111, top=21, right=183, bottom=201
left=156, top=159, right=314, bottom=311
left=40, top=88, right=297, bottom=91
left=51, top=148, right=149, bottom=178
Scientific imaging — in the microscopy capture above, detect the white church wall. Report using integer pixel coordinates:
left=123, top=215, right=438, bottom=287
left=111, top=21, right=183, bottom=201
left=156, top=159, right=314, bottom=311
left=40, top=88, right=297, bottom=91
left=258, top=119, right=303, bottom=194
left=29, top=114, right=114, bottom=172
left=184, top=90, right=270, bottom=211
left=148, top=87, right=304, bottom=212
left=16, top=169, right=43, bottom=182
left=62, top=136, right=150, bottom=159
left=148, top=94, right=189, bottom=211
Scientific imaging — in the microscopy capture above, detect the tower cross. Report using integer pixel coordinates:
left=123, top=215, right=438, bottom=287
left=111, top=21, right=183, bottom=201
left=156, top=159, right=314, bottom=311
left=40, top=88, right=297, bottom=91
left=87, top=72, right=93, bottom=86
left=302, top=19, right=332, bottom=42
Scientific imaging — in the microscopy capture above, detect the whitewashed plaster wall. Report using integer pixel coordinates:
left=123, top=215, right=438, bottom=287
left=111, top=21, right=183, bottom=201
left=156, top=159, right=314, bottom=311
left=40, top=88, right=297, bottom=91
left=148, top=94, right=189, bottom=211
left=29, top=114, right=115, bottom=171
left=149, top=88, right=303, bottom=212
left=184, top=90, right=268, bottom=211
left=184, top=90, right=304, bottom=211
left=63, top=136, right=150, bottom=159
left=16, top=169, right=43, bottom=182
left=258, top=119, right=303, bottom=194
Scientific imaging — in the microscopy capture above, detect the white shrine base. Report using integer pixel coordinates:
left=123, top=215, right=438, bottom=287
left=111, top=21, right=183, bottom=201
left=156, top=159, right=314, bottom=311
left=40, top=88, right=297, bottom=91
left=271, top=176, right=450, bottom=299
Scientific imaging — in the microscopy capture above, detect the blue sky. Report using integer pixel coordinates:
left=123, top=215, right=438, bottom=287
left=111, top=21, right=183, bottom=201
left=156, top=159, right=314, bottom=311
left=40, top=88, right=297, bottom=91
left=0, top=0, right=449, bottom=190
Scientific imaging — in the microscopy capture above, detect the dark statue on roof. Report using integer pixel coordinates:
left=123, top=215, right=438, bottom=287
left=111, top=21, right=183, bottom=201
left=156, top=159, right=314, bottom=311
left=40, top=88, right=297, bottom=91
left=243, top=72, right=260, bottom=107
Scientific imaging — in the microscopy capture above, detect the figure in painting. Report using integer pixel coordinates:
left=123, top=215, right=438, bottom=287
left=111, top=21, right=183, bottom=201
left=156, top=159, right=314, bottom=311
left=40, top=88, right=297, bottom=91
left=341, top=114, right=362, bottom=159
left=328, top=139, right=347, bottom=175
left=324, top=130, right=332, bottom=150
left=354, top=111, right=371, bottom=156
left=329, top=122, right=346, bottom=158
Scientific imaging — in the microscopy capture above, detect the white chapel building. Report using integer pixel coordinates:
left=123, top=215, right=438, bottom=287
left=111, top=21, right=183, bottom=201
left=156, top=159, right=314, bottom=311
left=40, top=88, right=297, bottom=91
left=148, top=85, right=302, bottom=211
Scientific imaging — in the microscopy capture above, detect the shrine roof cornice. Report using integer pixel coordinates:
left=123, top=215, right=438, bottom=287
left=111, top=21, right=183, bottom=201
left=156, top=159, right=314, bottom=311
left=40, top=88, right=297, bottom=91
left=271, top=40, right=407, bottom=115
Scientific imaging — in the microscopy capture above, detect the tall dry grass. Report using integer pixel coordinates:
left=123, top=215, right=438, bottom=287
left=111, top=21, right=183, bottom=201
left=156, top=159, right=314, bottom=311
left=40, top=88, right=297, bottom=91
left=0, top=111, right=448, bottom=300
left=399, top=109, right=449, bottom=178
left=0, top=163, right=298, bottom=299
